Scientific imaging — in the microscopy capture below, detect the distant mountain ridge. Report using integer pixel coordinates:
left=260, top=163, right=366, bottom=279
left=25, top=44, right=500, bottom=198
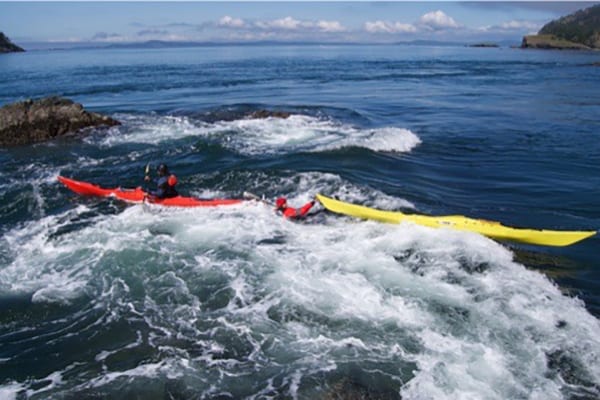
left=104, top=39, right=469, bottom=49
left=522, top=4, right=600, bottom=50
left=20, top=38, right=480, bottom=52
left=0, top=32, right=25, bottom=53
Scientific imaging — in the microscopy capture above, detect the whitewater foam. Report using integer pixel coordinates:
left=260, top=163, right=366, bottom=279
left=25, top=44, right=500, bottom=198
left=1, top=174, right=599, bottom=398
left=209, top=114, right=421, bottom=155
left=92, top=113, right=421, bottom=156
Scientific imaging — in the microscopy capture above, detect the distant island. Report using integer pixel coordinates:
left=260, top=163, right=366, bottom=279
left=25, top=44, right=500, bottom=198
left=0, top=32, right=25, bottom=53
left=522, top=3, right=600, bottom=50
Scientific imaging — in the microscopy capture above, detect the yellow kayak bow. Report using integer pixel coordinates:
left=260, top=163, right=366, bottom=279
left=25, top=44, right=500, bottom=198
left=316, top=194, right=596, bottom=247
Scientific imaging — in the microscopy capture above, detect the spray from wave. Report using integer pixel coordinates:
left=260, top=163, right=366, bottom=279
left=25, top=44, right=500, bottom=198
left=93, top=114, right=421, bottom=155
left=0, top=172, right=598, bottom=399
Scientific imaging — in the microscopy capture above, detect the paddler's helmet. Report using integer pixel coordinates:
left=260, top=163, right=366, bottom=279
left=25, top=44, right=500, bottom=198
left=276, top=197, right=287, bottom=209
left=157, top=163, right=169, bottom=176
left=168, top=174, right=178, bottom=187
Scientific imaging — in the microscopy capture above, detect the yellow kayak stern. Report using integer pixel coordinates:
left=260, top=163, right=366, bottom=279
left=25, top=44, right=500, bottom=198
left=316, top=194, right=596, bottom=247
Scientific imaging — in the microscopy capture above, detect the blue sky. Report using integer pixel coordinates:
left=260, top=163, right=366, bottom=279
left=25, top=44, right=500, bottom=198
left=1, top=2, right=596, bottom=44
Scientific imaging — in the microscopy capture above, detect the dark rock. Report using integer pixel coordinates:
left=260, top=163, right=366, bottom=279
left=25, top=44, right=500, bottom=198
left=190, top=107, right=294, bottom=122
left=468, top=43, right=499, bottom=48
left=246, top=109, right=292, bottom=119
left=0, top=97, right=120, bottom=147
left=0, top=32, right=25, bottom=53
left=321, top=378, right=399, bottom=400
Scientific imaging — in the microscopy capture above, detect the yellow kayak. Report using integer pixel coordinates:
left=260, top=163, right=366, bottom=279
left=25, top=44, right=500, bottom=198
left=316, top=194, right=596, bottom=247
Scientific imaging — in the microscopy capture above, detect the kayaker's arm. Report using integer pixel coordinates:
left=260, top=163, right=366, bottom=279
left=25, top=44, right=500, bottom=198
left=297, top=200, right=317, bottom=217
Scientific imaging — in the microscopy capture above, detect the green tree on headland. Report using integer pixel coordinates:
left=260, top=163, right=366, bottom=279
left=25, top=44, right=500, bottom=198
left=523, top=3, right=600, bottom=49
left=539, top=3, right=600, bottom=48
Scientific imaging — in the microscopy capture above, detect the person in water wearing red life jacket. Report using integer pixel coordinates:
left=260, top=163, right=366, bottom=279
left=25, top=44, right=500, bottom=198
left=275, top=196, right=317, bottom=219
left=144, top=163, right=178, bottom=199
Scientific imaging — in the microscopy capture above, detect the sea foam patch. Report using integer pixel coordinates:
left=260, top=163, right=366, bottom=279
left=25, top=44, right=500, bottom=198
left=208, top=115, right=421, bottom=155
left=238, top=170, right=416, bottom=211
left=90, top=113, right=421, bottom=155
left=1, top=176, right=599, bottom=399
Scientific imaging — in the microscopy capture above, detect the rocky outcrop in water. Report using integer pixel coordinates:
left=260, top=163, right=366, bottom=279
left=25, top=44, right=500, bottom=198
left=196, top=108, right=293, bottom=123
left=468, top=43, right=499, bottom=48
left=246, top=109, right=292, bottom=119
left=522, top=4, right=600, bottom=50
left=0, top=32, right=25, bottom=53
left=0, top=97, right=120, bottom=147
left=321, top=379, right=393, bottom=400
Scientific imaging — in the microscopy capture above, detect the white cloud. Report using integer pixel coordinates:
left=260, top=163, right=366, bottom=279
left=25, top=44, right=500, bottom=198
left=219, top=15, right=346, bottom=34
left=247, top=17, right=346, bottom=33
left=498, top=20, right=540, bottom=31
left=256, top=16, right=303, bottom=30
left=364, top=10, right=459, bottom=35
left=317, top=20, right=346, bottom=33
left=218, top=16, right=245, bottom=28
left=419, top=10, right=460, bottom=30
left=364, top=21, right=387, bottom=33
left=478, top=19, right=541, bottom=34
left=364, top=20, right=417, bottom=34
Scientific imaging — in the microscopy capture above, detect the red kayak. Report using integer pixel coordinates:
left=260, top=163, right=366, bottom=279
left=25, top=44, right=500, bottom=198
left=57, top=176, right=244, bottom=207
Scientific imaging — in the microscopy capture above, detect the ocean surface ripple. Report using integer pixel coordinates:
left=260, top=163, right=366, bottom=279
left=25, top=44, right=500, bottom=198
left=1, top=45, right=599, bottom=399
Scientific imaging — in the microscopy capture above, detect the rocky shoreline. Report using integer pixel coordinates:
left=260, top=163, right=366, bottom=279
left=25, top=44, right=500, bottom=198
left=0, top=97, right=120, bottom=147
left=521, top=34, right=592, bottom=50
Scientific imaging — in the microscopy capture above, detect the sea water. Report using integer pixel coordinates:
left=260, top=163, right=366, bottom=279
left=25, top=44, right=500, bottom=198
left=0, top=44, right=599, bottom=399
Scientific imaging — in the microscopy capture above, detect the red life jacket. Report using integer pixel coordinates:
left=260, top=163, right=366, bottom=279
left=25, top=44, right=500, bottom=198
left=281, top=201, right=315, bottom=219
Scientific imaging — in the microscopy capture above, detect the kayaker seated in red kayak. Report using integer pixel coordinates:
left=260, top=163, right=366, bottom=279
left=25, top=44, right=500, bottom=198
left=275, top=197, right=316, bottom=219
left=144, top=163, right=178, bottom=199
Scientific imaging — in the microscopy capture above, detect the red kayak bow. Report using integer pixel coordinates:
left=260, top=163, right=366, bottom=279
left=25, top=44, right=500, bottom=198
left=57, top=176, right=243, bottom=207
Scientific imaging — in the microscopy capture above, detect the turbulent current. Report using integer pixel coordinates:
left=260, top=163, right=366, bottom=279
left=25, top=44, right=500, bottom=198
left=1, top=45, right=599, bottom=399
